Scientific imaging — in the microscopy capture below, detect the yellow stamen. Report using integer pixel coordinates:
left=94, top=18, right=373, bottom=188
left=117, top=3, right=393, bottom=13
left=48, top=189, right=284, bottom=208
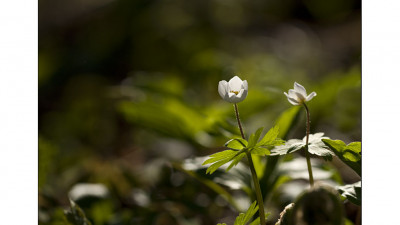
left=230, top=91, right=239, bottom=95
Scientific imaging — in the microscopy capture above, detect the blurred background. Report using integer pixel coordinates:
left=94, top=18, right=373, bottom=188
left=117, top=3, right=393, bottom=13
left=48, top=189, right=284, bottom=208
left=39, top=0, right=361, bottom=224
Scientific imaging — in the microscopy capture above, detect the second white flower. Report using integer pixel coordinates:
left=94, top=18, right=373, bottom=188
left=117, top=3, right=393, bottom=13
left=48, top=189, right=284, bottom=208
left=284, top=82, right=316, bottom=105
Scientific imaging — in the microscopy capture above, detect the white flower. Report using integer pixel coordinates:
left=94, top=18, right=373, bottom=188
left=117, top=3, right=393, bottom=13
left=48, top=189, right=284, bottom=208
left=218, top=76, right=248, bottom=103
left=284, top=82, right=317, bottom=105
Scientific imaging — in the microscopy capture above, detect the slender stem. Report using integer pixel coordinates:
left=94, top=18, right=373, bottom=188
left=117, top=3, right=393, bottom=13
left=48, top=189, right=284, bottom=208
left=233, top=103, right=266, bottom=225
left=246, top=152, right=266, bottom=225
left=234, top=104, right=245, bottom=139
left=303, top=103, right=314, bottom=187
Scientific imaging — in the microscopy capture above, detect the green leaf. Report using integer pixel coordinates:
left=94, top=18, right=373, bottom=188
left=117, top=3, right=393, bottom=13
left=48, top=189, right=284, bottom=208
left=271, top=133, right=334, bottom=161
left=251, top=147, right=271, bottom=156
left=203, top=149, right=247, bottom=174
left=322, top=139, right=361, bottom=176
left=249, top=213, right=270, bottom=225
left=64, top=199, right=92, bottom=225
left=337, top=181, right=361, bottom=205
left=205, top=157, right=232, bottom=174
left=270, top=139, right=303, bottom=156
left=248, top=127, right=264, bottom=148
left=258, top=125, right=280, bottom=146
left=347, top=142, right=361, bottom=154
left=203, top=150, right=238, bottom=165
left=225, top=138, right=248, bottom=150
left=234, top=201, right=258, bottom=225
left=308, top=141, right=335, bottom=161
left=227, top=153, right=247, bottom=170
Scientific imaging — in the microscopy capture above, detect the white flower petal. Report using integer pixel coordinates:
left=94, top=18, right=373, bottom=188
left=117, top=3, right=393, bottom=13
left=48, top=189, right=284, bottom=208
left=227, top=92, right=236, bottom=98
left=226, top=92, right=239, bottom=103
left=218, top=76, right=247, bottom=103
left=294, top=91, right=306, bottom=102
left=288, top=89, right=299, bottom=100
left=236, top=89, right=244, bottom=98
left=294, top=82, right=307, bottom=97
left=218, top=80, right=228, bottom=99
left=228, top=76, right=243, bottom=92
left=237, top=89, right=247, bottom=102
left=242, top=80, right=248, bottom=91
left=226, top=90, right=245, bottom=103
left=287, top=96, right=300, bottom=105
left=240, top=88, right=248, bottom=102
left=285, top=92, right=300, bottom=105
left=306, top=92, right=317, bottom=102
left=240, top=93, right=248, bottom=102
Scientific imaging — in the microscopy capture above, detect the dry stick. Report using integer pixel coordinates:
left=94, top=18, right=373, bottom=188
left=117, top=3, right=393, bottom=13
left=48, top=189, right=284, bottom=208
left=303, top=103, right=314, bottom=187
left=234, top=103, right=266, bottom=225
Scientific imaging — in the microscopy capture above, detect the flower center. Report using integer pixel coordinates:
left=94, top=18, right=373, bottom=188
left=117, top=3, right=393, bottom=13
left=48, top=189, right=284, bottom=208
left=230, top=91, right=239, bottom=95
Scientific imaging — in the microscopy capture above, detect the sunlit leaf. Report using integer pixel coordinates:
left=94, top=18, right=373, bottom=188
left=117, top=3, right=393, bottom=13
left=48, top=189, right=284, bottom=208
left=271, top=133, right=334, bottom=161
left=250, top=147, right=271, bottom=156
left=203, top=150, right=238, bottom=165
left=227, top=153, right=247, bottom=170
left=270, top=139, right=303, bottom=155
left=336, top=181, right=361, bottom=205
left=308, top=142, right=335, bottom=161
left=322, top=139, right=361, bottom=176
left=234, top=201, right=258, bottom=225
left=247, top=126, right=284, bottom=157
left=257, top=106, right=302, bottom=203
left=203, top=149, right=247, bottom=174
left=248, top=127, right=264, bottom=148
left=248, top=214, right=271, bottom=225
left=225, top=138, right=248, bottom=150
left=258, top=125, right=280, bottom=146
left=205, top=157, right=234, bottom=175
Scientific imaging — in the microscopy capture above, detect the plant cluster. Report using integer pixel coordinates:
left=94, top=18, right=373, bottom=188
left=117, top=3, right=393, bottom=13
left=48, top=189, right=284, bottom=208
left=60, top=75, right=361, bottom=225
left=201, top=76, right=361, bottom=225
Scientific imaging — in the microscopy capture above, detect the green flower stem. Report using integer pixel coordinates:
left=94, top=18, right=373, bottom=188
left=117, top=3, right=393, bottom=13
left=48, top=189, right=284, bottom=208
left=234, top=103, right=266, bottom=225
left=303, top=103, right=314, bottom=187
left=234, top=104, right=245, bottom=139
left=246, top=152, right=266, bottom=225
